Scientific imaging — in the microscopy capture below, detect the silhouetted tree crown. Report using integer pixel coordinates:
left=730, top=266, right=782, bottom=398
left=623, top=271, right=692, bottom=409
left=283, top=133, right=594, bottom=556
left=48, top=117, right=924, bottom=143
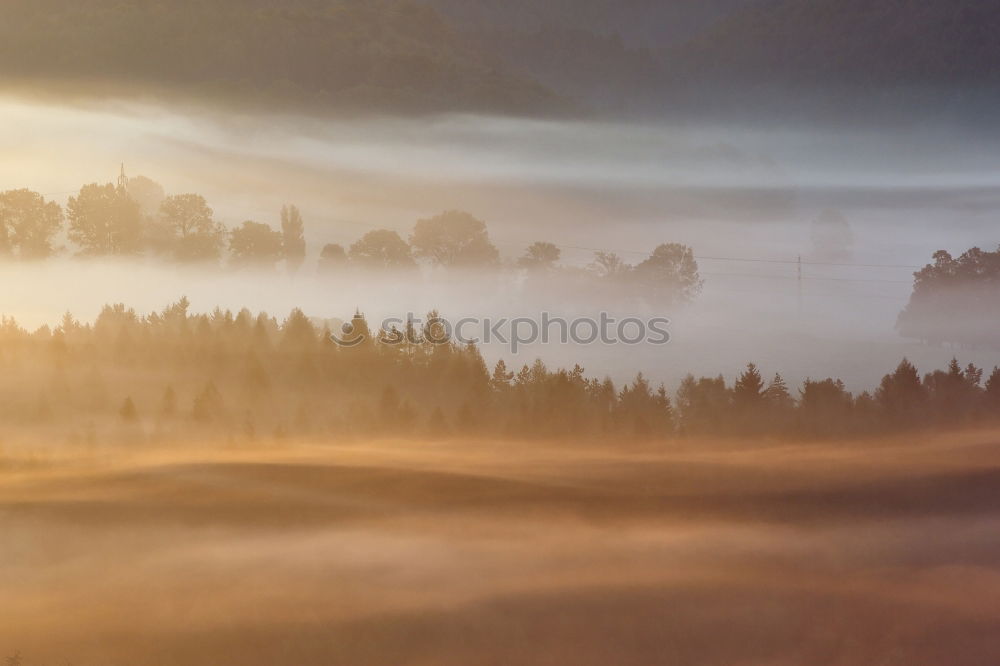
left=318, top=243, right=348, bottom=274
left=876, top=358, right=926, bottom=426
left=634, top=243, right=703, bottom=305
left=898, top=245, right=1000, bottom=348
left=349, top=229, right=416, bottom=269
left=67, top=183, right=143, bottom=256
left=518, top=241, right=561, bottom=271
left=155, top=193, right=226, bottom=263
left=589, top=251, right=630, bottom=280
left=126, top=175, right=166, bottom=217
left=0, top=189, right=63, bottom=259
left=734, top=363, right=765, bottom=406
left=411, top=210, right=500, bottom=268
left=229, top=221, right=284, bottom=269
left=281, top=204, right=307, bottom=275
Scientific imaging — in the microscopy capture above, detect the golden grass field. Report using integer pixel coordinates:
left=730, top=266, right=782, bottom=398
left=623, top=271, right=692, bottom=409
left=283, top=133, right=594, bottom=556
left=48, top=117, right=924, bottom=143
left=3, top=432, right=1000, bottom=665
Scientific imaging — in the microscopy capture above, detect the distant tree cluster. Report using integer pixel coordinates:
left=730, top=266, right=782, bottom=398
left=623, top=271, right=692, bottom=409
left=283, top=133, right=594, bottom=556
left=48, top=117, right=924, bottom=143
left=0, top=300, right=998, bottom=449
left=321, top=210, right=702, bottom=304
left=0, top=176, right=308, bottom=273
left=1, top=181, right=703, bottom=304
left=678, top=359, right=1000, bottom=438
left=898, top=246, right=1000, bottom=349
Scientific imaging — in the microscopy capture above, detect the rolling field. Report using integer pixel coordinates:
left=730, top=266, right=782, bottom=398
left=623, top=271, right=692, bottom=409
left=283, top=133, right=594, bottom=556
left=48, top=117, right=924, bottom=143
left=3, top=433, right=1000, bottom=665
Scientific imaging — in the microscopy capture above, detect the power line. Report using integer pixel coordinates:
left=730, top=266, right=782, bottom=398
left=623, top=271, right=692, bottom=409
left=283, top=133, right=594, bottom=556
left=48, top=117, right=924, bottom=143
left=19, top=185, right=926, bottom=278
left=699, top=271, right=912, bottom=285
left=310, top=214, right=921, bottom=284
left=316, top=216, right=924, bottom=272
left=559, top=243, right=921, bottom=269
left=797, top=254, right=803, bottom=317
left=696, top=255, right=920, bottom=270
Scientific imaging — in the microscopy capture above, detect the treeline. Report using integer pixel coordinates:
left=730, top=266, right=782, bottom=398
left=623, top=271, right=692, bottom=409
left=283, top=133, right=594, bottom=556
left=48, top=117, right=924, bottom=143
left=679, top=358, right=1000, bottom=438
left=0, top=177, right=703, bottom=304
left=1, top=299, right=999, bottom=448
left=897, top=245, right=1000, bottom=350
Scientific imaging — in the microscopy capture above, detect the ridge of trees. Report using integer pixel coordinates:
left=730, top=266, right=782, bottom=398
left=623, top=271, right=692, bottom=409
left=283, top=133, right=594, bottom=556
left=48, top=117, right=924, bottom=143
left=1, top=300, right=999, bottom=447
left=0, top=178, right=704, bottom=304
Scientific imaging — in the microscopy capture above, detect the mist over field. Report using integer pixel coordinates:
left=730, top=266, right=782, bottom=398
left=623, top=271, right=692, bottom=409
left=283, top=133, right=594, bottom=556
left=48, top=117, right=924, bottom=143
left=4, top=1, right=1000, bottom=664
left=3, top=95, right=1000, bottom=388
left=6, top=434, right=1000, bottom=666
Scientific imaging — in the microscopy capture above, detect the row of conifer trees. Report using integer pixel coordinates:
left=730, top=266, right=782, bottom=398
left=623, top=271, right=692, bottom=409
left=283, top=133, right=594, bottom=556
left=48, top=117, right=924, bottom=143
left=0, top=299, right=999, bottom=446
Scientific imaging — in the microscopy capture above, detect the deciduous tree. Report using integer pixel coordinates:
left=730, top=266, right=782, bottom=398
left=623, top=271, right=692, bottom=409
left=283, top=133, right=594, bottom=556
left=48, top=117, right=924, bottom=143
left=410, top=210, right=499, bottom=268
left=157, top=194, right=226, bottom=263
left=281, top=204, right=307, bottom=275
left=67, top=183, right=143, bottom=256
left=0, top=189, right=63, bottom=259
left=349, top=229, right=415, bottom=269
left=229, top=221, right=284, bottom=269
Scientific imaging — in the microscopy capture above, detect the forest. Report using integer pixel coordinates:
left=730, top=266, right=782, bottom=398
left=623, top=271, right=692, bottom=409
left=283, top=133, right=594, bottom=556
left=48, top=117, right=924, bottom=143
left=1, top=296, right=999, bottom=453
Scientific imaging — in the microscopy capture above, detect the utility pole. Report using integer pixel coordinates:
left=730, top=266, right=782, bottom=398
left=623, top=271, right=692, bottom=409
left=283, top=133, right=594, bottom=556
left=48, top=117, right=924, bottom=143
left=797, top=254, right=803, bottom=317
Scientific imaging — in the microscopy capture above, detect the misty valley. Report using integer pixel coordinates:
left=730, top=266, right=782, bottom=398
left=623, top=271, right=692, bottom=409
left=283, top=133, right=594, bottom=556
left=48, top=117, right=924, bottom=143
left=4, top=0, right=1000, bottom=663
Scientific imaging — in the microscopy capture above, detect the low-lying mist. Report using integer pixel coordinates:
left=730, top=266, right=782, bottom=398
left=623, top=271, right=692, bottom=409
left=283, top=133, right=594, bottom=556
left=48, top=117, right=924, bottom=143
left=4, top=434, right=1000, bottom=665
left=4, top=85, right=1000, bottom=666
left=3, top=93, right=1000, bottom=388
left=3, top=258, right=1000, bottom=393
